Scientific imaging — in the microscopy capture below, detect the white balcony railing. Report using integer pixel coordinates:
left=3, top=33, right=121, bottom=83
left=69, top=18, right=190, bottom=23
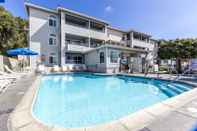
left=63, top=24, right=107, bottom=40
left=132, top=39, right=154, bottom=50
left=66, top=43, right=93, bottom=52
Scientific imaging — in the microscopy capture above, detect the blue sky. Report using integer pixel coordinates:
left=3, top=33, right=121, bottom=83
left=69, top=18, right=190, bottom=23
left=1, top=0, right=197, bottom=39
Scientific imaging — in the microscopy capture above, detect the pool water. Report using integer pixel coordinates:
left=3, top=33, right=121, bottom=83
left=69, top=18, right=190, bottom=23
left=33, top=73, right=193, bottom=128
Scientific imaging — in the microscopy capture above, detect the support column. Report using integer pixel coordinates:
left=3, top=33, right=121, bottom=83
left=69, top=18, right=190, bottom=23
left=88, top=20, right=91, bottom=48
left=60, top=11, right=65, bottom=66
left=130, top=32, right=134, bottom=48
left=88, top=37, right=91, bottom=48
left=105, top=47, right=108, bottom=73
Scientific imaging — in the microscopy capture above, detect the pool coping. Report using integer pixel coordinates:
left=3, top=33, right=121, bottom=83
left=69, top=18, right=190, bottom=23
left=8, top=74, right=197, bottom=131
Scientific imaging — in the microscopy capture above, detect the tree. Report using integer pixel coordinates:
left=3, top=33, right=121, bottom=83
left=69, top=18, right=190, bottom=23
left=0, top=6, right=28, bottom=55
left=158, top=38, right=197, bottom=73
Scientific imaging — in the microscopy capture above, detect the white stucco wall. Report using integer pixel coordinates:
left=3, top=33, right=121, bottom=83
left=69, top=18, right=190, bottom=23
left=85, top=48, right=107, bottom=72
left=29, top=7, right=60, bottom=68
left=86, top=47, right=121, bottom=73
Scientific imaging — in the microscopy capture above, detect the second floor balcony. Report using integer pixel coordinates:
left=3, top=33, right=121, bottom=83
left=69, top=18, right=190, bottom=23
left=62, top=14, right=108, bottom=40
left=66, top=42, right=93, bottom=52
left=132, top=39, right=154, bottom=51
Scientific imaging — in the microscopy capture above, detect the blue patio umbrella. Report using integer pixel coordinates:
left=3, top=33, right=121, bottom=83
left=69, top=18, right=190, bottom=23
left=7, top=48, right=38, bottom=71
left=7, top=48, right=38, bottom=56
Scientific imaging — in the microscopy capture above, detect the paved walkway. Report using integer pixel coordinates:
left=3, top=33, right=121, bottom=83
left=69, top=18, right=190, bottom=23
left=138, top=98, right=197, bottom=131
left=0, top=74, right=36, bottom=131
left=136, top=74, right=197, bottom=131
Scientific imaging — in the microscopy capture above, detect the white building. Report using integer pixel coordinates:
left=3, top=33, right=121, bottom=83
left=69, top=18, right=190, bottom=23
left=25, top=2, right=158, bottom=73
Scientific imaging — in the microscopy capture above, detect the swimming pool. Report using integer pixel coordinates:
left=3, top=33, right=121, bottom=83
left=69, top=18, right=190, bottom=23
left=33, top=73, right=193, bottom=128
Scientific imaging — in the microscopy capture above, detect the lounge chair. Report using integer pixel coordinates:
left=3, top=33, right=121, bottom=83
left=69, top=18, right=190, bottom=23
left=72, top=66, right=76, bottom=72
left=37, top=65, right=45, bottom=73
left=69, top=65, right=73, bottom=72
left=0, top=71, right=18, bottom=79
left=4, top=65, right=16, bottom=74
left=67, top=66, right=70, bottom=72
left=83, top=65, right=87, bottom=71
left=0, top=79, right=13, bottom=93
left=4, top=65, right=26, bottom=75
left=61, top=66, right=68, bottom=72
left=52, top=65, right=60, bottom=72
left=79, top=66, right=83, bottom=71
left=75, top=66, right=80, bottom=71
left=24, top=66, right=31, bottom=72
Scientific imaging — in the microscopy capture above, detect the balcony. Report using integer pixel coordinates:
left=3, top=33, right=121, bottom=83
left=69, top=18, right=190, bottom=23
left=63, top=14, right=107, bottom=40
left=66, top=42, right=93, bottom=52
left=132, top=39, right=154, bottom=50
left=63, top=24, right=107, bottom=40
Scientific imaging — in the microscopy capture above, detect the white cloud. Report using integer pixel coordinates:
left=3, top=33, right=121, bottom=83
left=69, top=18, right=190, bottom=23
left=105, top=5, right=113, bottom=12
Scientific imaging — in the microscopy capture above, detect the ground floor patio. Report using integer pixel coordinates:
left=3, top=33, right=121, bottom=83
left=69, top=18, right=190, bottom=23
left=33, top=45, right=154, bottom=74
left=60, top=45, right=151, bottom=74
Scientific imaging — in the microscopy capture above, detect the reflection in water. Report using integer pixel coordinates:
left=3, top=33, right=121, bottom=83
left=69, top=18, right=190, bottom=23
left=62, top=76, right=73, bottom=82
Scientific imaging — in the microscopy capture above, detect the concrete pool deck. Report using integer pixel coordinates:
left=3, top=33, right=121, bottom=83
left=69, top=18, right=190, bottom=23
left=0, top=73, right=36, bottom=131
left=8, top=73, right=197, bottom=131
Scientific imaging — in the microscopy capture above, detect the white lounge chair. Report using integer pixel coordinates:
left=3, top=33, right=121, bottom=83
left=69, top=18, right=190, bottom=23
left=67, top=66, right=70, bottom=72
left=0, top=71, right=18, bottom=79
left=4, top=65, right=16, bottom=74
left=83, top=65, right=87, bottom=71
left=61, top=66, right=68, bottom=72
left=4, top=65, right=27, bottom=79
left=52, top=65, right=60, bottom=72
left=4, top=65, right=26, bottom=75
left=69, top=65, right=73, bottom=72
left=37, top=65, right=46, bottom=73
left=72, top=66, right=76, bottom=71
left=0, top=79, right=13, bottom=93
left=75, top=66, right=80, bottom=71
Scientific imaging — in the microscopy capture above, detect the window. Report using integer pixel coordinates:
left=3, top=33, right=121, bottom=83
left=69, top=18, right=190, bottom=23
left=49, top=16, right=57, bottom=27
left=49, top=34, right=56, bottom=45
left=100, top=52, right=104, bottom=63
left=110, top=51, right=119, bottom=63
left=49, top=53, right=57, bottom=64
left=65, top=53, right=84, bottom=64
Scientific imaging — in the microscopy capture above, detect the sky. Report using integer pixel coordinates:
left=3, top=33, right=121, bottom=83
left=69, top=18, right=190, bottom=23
left=1, top=0, right=197, bottom=39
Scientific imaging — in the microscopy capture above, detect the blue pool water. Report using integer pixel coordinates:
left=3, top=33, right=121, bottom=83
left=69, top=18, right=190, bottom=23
left=33, top=73, right=193, bottom=128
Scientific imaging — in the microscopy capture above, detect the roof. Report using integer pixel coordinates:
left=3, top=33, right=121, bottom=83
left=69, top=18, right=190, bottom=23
left=107, top=26, right=152, bottom=37
left=107, top=26, right=127, bottom=33
left=25, top=2, right=109, bottom=25
left=128, top=28, right=151, bottom=37
left=25, top=2, right=58, bottom=15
